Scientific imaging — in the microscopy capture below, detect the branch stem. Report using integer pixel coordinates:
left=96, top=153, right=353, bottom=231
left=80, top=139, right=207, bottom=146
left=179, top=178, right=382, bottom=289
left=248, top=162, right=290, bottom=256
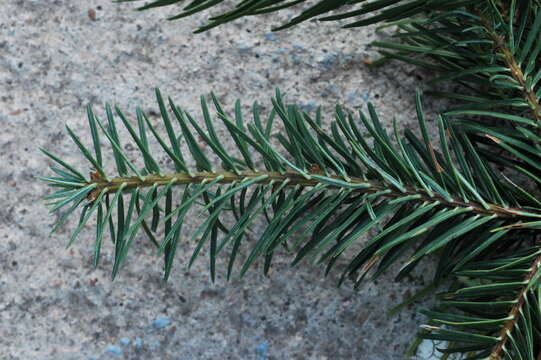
left=489, top=250, right=541, bottom=360
left=500, top=47, right=541, bottom=123
left=480, top=12, right=541, bottom=124
left=88, top=170, right=536, bottom=219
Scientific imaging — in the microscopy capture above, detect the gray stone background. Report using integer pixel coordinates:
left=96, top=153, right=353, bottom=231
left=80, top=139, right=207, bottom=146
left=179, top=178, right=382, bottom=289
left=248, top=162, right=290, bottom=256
left=0, top=1, right=444, bottom=359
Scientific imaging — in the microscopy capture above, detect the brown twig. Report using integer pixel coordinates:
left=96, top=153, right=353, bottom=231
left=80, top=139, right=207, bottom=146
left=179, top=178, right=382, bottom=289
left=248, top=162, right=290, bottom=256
left=87, top=170, right=540, bottom=220
left=500, top=46, right=541, bottom=123
left=480, top=12, right=541, bottom=125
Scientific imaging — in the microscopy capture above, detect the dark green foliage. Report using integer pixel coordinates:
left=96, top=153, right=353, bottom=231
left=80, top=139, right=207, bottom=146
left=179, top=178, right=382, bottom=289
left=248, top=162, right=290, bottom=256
left=374, top=1, right=541, bottom=189
left=117, top=0, right=479, bottom=32
left=42, top=89, right=540, bottom=281
left=40, top=89, right=541, bottom=358
left=39, top=0, right=541, bottom=358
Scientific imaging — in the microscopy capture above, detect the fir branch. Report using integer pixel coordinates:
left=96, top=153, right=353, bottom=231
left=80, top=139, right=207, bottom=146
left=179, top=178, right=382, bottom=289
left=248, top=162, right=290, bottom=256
left=371, top=2, right=541, bottom=196
left=40, top=89, right=541, bottom=284
left=490, top=248, right=541, bottom=359
left=373, top=2, right=541, bottom=131
left=479, top=8, right=541, bottom=125
left=88, top=170, right=539, bottom=219
left=419, top=245, right=541, bottom=359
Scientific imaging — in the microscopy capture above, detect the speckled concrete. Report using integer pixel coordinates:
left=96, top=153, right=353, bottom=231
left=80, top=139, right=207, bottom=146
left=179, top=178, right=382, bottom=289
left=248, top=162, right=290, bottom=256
left=0, top=1, right=443, bottom=359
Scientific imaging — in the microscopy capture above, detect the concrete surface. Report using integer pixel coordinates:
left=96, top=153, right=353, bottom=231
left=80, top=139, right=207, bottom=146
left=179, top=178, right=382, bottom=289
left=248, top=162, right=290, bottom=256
left=0, top=1, right=444, bottom=359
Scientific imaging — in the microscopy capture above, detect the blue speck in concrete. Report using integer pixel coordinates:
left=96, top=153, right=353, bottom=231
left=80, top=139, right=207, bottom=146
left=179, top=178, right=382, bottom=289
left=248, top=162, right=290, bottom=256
left=292, top=54, right=304, bottom=64
left=236, top=42, right=253, bottom=52
left=105, top=345, right=123, bottom=356
left=300, top=100, right=317, bottom=112
left=318, top=54, right=338, bottom=70
left=153, top=317, right=172, bottom=329
left=134, top=337, right=143, bottom=350
left=149, top=342, right=161, bottom=349
left=347, top=92, right=361, bottom=103
left=265, top=33, right=278, bottom=41
left=271, top=50, right=285, bottom=61
left=119, top=337, right=130, bottom=346
left=255, top=340, right=269, bottom=358
left=326, top=84, right=340, bottom=96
